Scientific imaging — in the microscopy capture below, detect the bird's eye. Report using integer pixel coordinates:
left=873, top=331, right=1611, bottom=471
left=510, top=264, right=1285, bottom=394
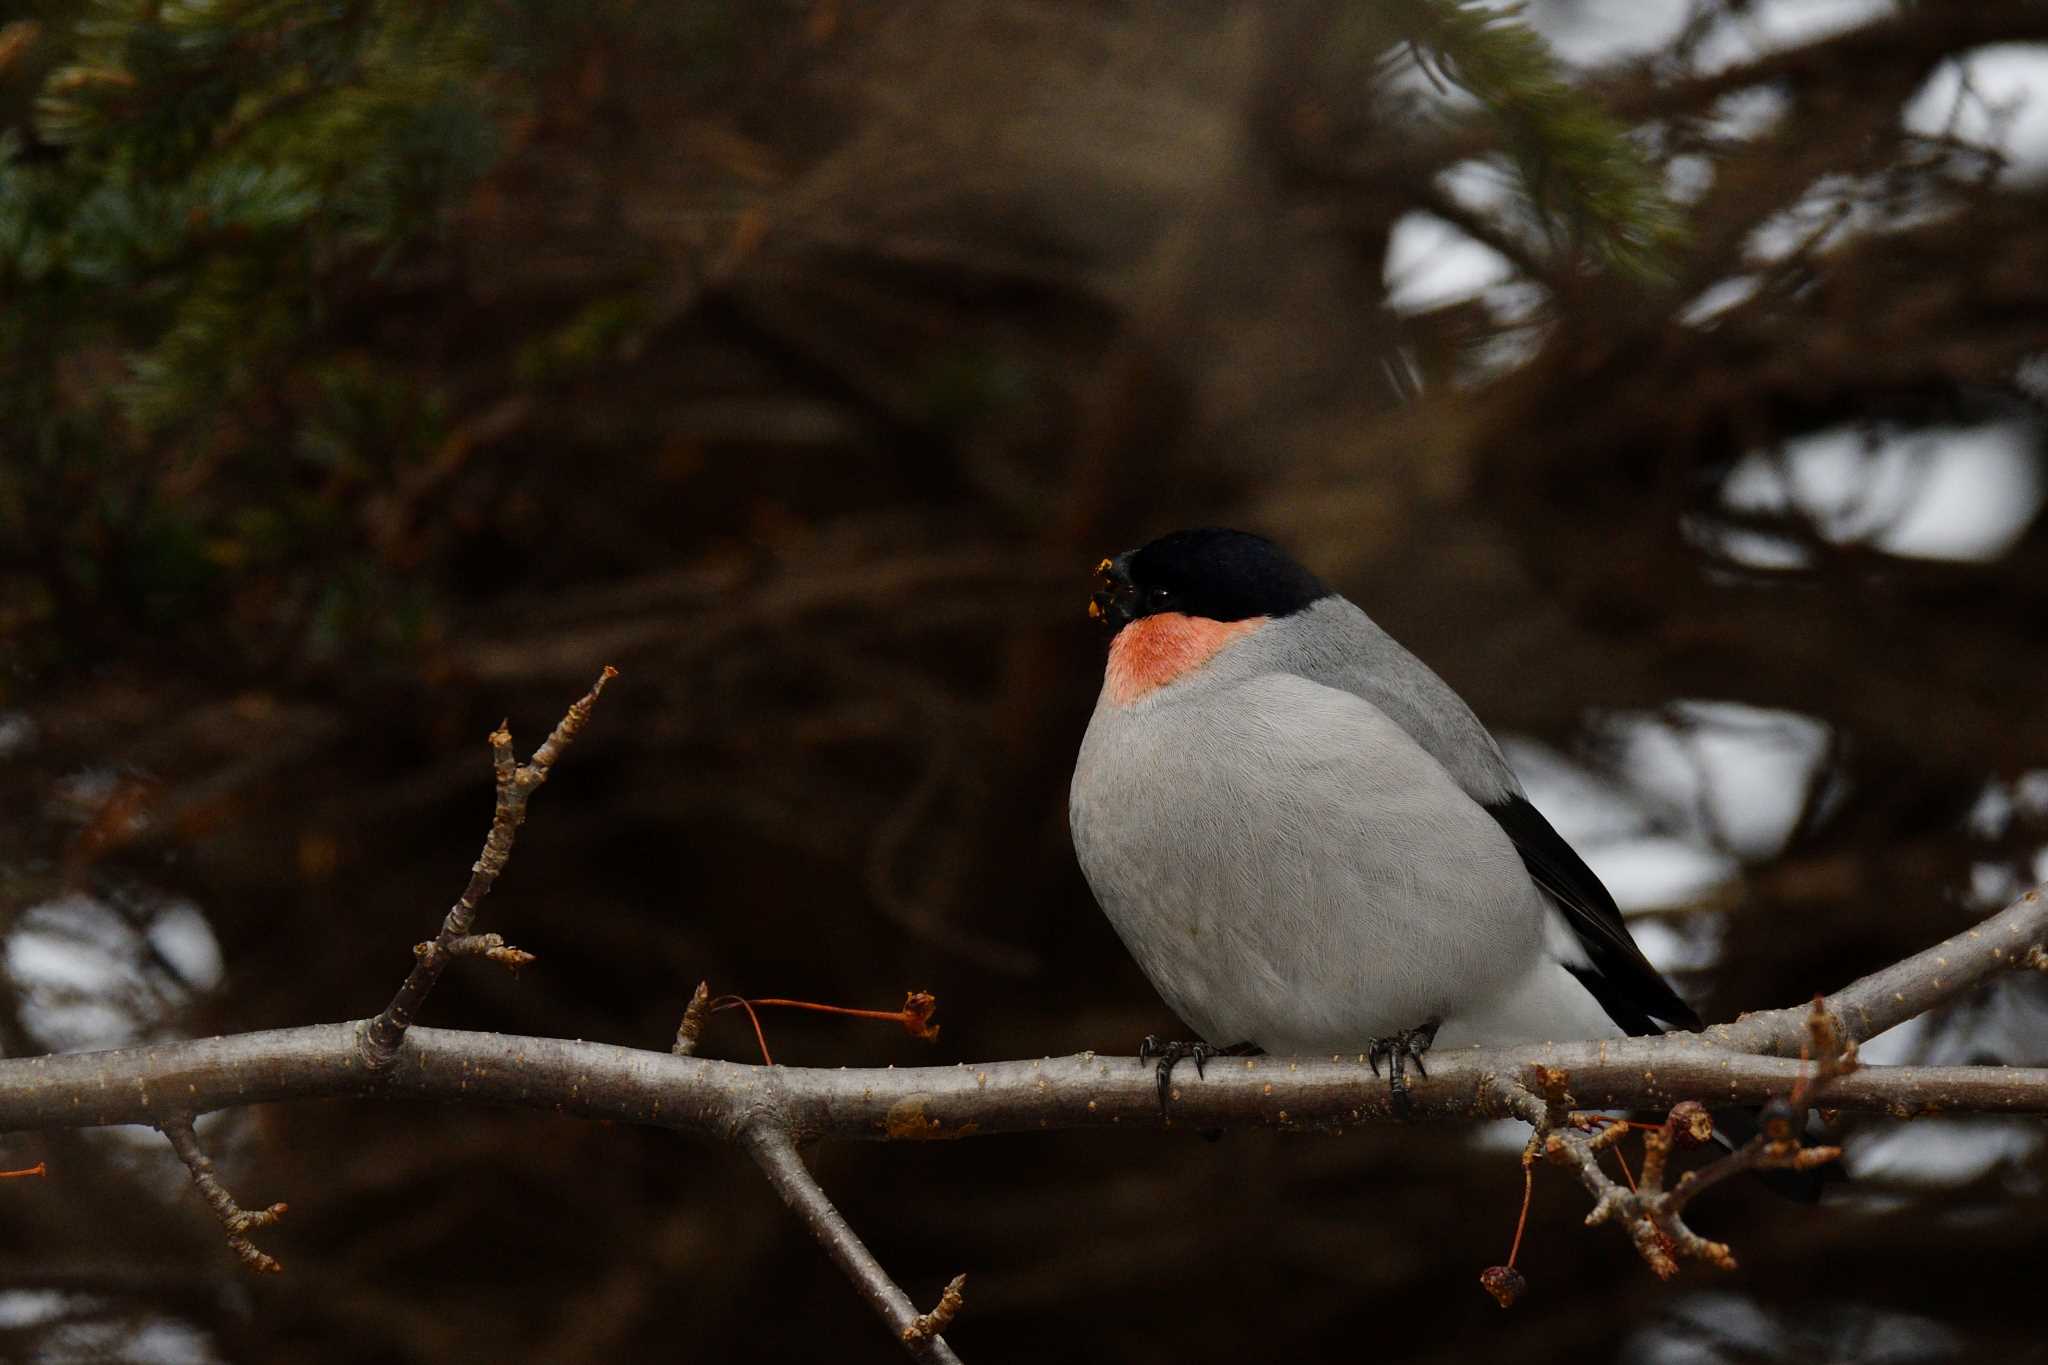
left=1147, top=587, right=1173, bottom=609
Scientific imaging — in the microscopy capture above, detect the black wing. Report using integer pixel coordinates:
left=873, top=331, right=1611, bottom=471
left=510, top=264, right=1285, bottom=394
left=1484, top=794, right=1701, bottom=1037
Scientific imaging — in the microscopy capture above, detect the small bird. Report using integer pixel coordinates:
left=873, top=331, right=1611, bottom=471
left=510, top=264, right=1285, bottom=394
left=1068, top=527, right=1703, bottom=1110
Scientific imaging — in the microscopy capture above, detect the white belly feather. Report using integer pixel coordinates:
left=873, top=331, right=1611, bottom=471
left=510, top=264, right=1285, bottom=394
left=1070, top=669, right=1609, bottom=1053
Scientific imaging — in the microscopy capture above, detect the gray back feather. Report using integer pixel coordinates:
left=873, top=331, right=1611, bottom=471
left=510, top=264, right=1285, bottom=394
left=1253, top=597, right=1522, bottom=806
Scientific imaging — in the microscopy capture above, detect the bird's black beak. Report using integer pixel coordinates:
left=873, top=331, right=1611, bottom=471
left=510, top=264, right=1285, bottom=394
left=1088, top=555, right=1137, bottom=630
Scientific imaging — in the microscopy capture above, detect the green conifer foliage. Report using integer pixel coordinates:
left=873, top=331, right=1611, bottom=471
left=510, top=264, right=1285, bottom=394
left=1344, top=0, right=1682, bottom=285
left=0, top=1, right=552, bottom=667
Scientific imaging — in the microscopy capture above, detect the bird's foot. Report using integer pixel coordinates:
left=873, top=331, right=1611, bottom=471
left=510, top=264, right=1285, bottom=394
left=1366, top=1019, right=1442, bottom=1120
left=1138, top=1036, right=1261, bottom=1116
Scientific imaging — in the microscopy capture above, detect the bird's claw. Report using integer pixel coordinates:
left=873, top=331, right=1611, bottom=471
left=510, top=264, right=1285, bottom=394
left=1366, top=1020, right=1442, bottom=1120
left=1139, top=1036, right=1215, bottom=1111
left=1138, top=1036, right=1261, bottom=1117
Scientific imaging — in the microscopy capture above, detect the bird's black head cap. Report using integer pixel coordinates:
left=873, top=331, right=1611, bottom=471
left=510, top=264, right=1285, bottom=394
left=1091, top=527, right=1330, bottom=631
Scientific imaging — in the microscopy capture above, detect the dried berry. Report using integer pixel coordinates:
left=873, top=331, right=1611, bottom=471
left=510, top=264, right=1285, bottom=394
left=1479, top=1265, right=1527, bottom=1308
left=1669, top=1099, right=1714, bottom=1149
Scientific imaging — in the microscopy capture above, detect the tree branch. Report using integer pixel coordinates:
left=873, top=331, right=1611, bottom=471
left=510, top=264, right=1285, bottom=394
left=1705, top=886, right=2046, bottom=1055
left=159, top=1114, right=287, bottom=1275
left=1592, top=1, right=2048, bottom=128
left=4, top=1014, right=2043, bottom=1143
left=1409, top=181, right=1564, bottom=297
left=742, top=1123, right=966, bottom=1363
left=359, top=666, right=615, bottom=1069
left=2, top=886, right=2043, bottom=1134
left=0, top=883, right=2041, bottom=1349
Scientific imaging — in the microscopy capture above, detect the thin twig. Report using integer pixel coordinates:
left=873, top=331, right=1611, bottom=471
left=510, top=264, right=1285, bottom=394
left=360, top=667, right=615, bottom=1069
left=1412, top=180, right=1566, bottom=296
left=160, top=1115, right=286, bottom=1274
left=421, top=933, right=536, bottom=970
left=1504, top=1065, right=1840, bottom=1285
left=741, top=1123, right=965, bottom=1364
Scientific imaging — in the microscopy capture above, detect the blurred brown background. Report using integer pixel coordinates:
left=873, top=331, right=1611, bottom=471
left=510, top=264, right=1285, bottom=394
left=3, top=1, right=2046, bottom=1361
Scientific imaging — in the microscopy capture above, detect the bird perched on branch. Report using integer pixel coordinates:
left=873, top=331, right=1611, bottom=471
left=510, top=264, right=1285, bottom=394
left=1068, top=527, right=1703, bottom=1114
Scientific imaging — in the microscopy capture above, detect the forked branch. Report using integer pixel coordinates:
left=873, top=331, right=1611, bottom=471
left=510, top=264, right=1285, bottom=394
left=1486, top=998, right=1862, bottom=1286
left=360, top=666, right=615, bottom=1069
left=160, top=1114, right=287, bottom=1275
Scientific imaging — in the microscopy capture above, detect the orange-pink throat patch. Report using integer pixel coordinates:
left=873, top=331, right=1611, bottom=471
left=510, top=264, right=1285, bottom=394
left=1104, top=613, right=1266, bottom=705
